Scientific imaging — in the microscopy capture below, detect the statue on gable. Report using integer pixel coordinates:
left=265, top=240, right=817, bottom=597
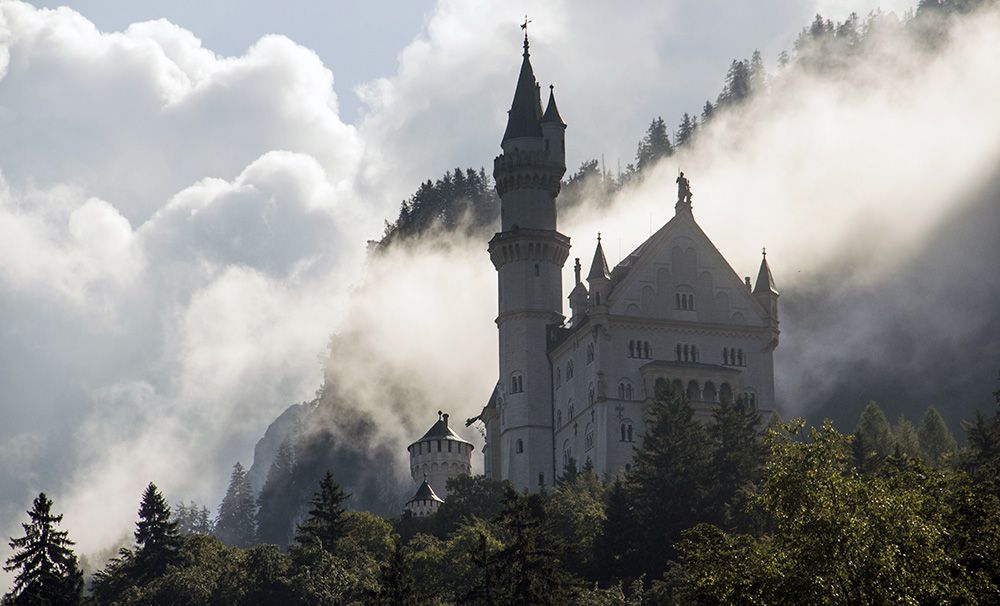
left=676, top=171, right=693, bottom=205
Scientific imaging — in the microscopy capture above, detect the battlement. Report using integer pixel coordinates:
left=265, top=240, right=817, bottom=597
left=493, top=149, right=566, bottom=197
left=488, top=228, right=570, bottom=270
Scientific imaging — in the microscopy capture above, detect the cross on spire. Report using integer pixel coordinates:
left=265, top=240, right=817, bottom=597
left=521, top=15, right=532, bottom=55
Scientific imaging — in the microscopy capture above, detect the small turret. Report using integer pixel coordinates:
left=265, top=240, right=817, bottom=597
left=568, top=257, right=589, bottom=324
left=404, top=477, right=444, bottom=518
left=406, top=411, right=473, bottom=501
left=541, top=85, right=566, bottom=167
left=587, top=234, right=611, bottom=307
left=753, top=248, right=779, bottom=322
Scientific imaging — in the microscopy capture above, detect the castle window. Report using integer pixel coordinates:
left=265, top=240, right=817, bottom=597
left=628, top=340, right=635, bottom=358
left=588, top=383, right=595, bottom=406
left=738, top=349, right=745, bottom=366
left=677, top=344, right=682, bottom=361
left=557, top=409, right=562, bottom=427
left=585, top=423, right=594, bottom=451
left=620, top=420, right=634, bottom=442
left=676, top=291, right=695, bottom=311
left=437, top=440, right=442, bottom=452
left=534, top=264, right=540, bottom=277
left=586, top=343, right=594, bottom=364
left=723, top=347, right=730, bottom=365
left=516, top=439, right=524, bottom=454
left=567, top=361, right=574, bottom=379
left=643, top=341, right=650, bottom=359
left=556, top=367, right=561, bottom=386
left=683, top=344, right=690, bottom=362
left=539, top=473, right=545, bottom=487
left=618, top=380, right=634, bottom=400
left=568, top=402, right=575, bottom=421
left=510, top=373, right=524, bottom=394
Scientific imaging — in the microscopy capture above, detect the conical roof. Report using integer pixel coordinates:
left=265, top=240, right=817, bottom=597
left=415, top=412, right=473, bottom=446
left=587, top=236, right=610, bottom=281
left=407, top=479, right=443, bottom=504
left=753, top=250, right=778, bottom=296
left=541, top=85, right=565, bottom=125
left=501, top=38, right=543, bottom=143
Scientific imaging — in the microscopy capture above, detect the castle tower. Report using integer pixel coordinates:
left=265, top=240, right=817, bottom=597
left=406, top=412, right=473, bottom=500
left=404, top=478, right=444, bottom=518
left=487, top=32, right=569, bottom=491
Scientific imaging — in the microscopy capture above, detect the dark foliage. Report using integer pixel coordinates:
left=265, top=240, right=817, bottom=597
left=3, top=493, right=83, bottom=606
left=295, top=471, right=350, bottom=554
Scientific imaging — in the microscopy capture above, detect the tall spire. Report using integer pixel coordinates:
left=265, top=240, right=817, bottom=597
left=502, top=20, right=543, bottom=144
left=753, top=247, right=778, bottom=296
left=587, top=233, right=610, bottom=281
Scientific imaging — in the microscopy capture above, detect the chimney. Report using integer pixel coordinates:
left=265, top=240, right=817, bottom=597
left=443, top=413, right=450, bottom=426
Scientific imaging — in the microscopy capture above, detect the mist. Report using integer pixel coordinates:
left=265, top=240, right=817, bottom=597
left=1, top=0, right=999, bottom=586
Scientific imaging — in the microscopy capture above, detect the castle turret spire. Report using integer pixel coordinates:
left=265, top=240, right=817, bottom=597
left=542, top=85, right=565, bottom=125
left=502, top=25, right=543, bottom=144
left=587, top=233, right=610, bottom=281
left=753, top=247, right=779, bottom=322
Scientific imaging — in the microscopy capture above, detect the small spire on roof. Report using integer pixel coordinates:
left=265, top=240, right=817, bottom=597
left=542, top=84, right=566, bottom=125
left=753, top=247, right=778, bottom=296
left=574, top=258, right=582, bottom=284
left=587, top=235, right=610, bottom=282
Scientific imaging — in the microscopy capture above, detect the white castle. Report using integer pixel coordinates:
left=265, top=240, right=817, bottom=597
left=405, top=32, right=779, bottom=507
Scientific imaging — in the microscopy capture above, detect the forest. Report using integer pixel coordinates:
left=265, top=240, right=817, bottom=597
left=5, top=1, right=999, bottom=604
left=6, top=383, right=1000, bottom=604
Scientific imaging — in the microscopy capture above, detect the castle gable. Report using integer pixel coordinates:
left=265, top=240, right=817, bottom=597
left=607, top=211, right=768, bottom=326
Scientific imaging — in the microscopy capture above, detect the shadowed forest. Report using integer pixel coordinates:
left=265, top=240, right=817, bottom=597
left=5, top=1, right=1000, bottom=604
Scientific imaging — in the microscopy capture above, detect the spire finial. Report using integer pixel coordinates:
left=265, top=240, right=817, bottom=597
left=762, top=246, right=767, bottom=258
left=597, top=232, right=602, bottom=243
left=574, top=258, right=582, bottom=284
left=521, top=15, right=532, bottom=56
left=437, top=410, right=443, bottom=420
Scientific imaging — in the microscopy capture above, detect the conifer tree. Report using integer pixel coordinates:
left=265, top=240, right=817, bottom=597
left=701, top=100, right=715, bottom=124
left=295, top=471, right=350, bottom=554
left=718, top=59, right=751, bottom=106
left=592, top=477, right=636, bottom=586
left=134, top=482, right=182, bottom=581
left=257, top=440, right=298, bottom=548
left=749, top=49, right=768, bottom=94
left=215, top=462, right=257, bottom=548
left=3, top=493, right=83, bottom=606
left=628, top=381, right=710, bottom=578
left=635, top=117, right=673, bottom=172
left=464, top=489, right=580, bottom=605
left=675, top=113, right=698, bottom=149
left=893, top=415, right=922, bottom=459
left=918, top=406, right=957, bottom=467
left=373, top=540, right=417, bottom=606
left=853, top=401, right=894, bottom=471
left=708, top=395, right=764, bottom=528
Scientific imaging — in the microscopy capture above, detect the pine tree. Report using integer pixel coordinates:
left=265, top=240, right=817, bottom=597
left=592, top=477, right=636, bottom=586
left=257, top=440, right=298, bottom=548
left=718, top=59, right=751, bottom=106
left=708, top=395, right=764, bottom=529
left=215, top=462, right=257, bottom=548
left=134, top=482, right=182, bottom=581
left=918, top=406, right=957, bottom=467
left=635, top=117, right=673, bottom=172
left=373, top=540, right=417, bottom=606
left=749, top=49, right=768, bottom=94
left=464, top=489, right=580, bottom=605
left=3, top=493, right=83, bottom=606
left=701, top=100, right=715, bottom=124
left=558, top=456, right=579, bottom=485
left=674, top=113, right=698, bottom=149
left=854, top=401, right=894, bottom=471
left=295, top=471, right=350, bottom=554
left=893, top=416, right=922, bottom=459
left=628, top=381, right=711, bottom=578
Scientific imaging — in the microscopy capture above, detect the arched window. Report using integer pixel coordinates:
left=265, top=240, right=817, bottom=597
left=628, top=340, right=635, bottom=358
left=738, top=349, right=744, bottom=366
left=585, top=423, right=594, bottom=451
left=510, top=373, right=524, bottom=394
left=683, top=344, right=690, bottom=362
left=620, top=420, right=634, bottom=442
left=619, top=380, right=634, bottom=401
left=723, top=347, right=729, bottom=365
left=618, top=383, right=625, bottom=399
left=516, top=439, right=524, bottom=454
left=676, top=344, right=682, bottom=361
left=562, top=440, right=572, bottom=466
left=589, top=383, right=595, bottom=406
left=675, top=293, right=681, bottom=309
left=556, top=409, right=563, bottom=427
left=691, top=345, right=698, bottom=362
left=567, top=360, right=574, bottom=379
left=586, top=343, right=594, bottom=364
left=643, top=341, right=650, bottom=359
left=568, top=401, right=575, bottom=421
left=626, top=383, right=634, bottom=400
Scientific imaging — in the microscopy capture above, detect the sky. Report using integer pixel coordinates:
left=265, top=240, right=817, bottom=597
left=2, top=0, right=999, bottom=583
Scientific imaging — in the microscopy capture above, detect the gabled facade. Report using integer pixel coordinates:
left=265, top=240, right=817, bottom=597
left=472, top=34, right=779, bottom=492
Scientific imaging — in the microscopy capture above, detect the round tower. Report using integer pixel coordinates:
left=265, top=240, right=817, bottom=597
left=404, top=477, right=444, bottom=518
left=488, top=32, right=569, bottom=492
left=406, top=411, right=473, bottom=500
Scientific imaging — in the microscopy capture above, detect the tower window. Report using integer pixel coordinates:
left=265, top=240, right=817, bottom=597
left=539, top=473, right=545, bottom=487
left=510, top=373, right=524, bottom=394
left=586, top=343, right=594, bottom=364
left=448, top=441, right=452, bottom=452
left=516, top=439, right=524, bottom=454
left=437, top=440, right=442, bottom=452
left=620, top=420, right=634, bottom=442
left=534, top=264, right=540, bottom=277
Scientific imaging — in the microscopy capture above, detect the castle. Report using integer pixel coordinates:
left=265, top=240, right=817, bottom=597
left=406, top=31, right=779, bottom=507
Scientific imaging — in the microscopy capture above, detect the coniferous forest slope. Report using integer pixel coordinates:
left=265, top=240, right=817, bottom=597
left=6, top=1, right=1000, bottom=604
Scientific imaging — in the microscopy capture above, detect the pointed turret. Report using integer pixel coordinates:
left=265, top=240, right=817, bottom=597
left=568, top=257, right=589, bottom=324
left=587, top=234, right=611, bottom=307
left=501, top=34, right=543, bottom=145
left=542, top=85, right=565, bottom=125
left=753, top=248, right=779, bottom=321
